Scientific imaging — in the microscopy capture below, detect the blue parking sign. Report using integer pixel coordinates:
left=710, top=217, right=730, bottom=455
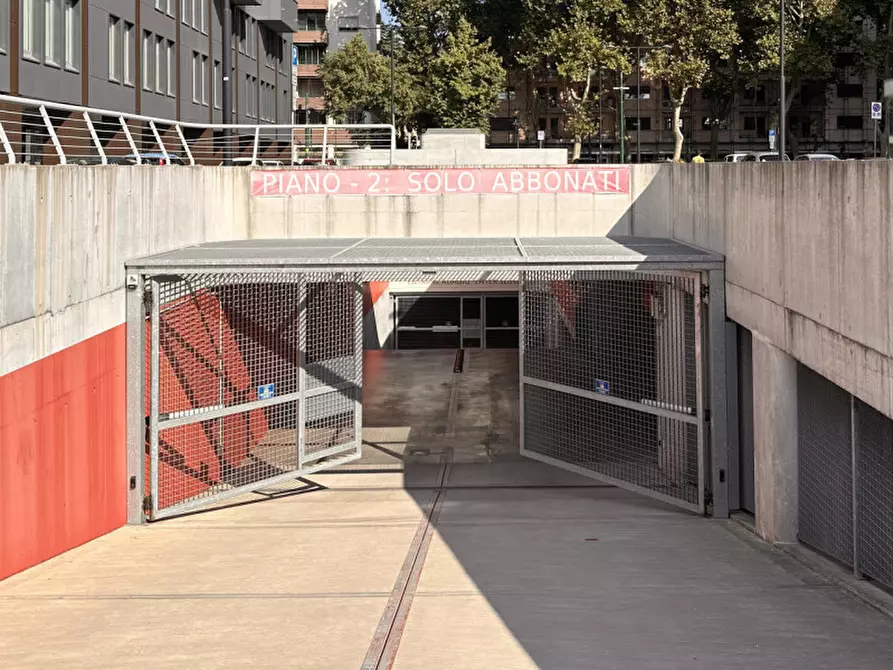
left=595, top=380, right=610, bottom=395
left=258, top=383, right=276, bottom=400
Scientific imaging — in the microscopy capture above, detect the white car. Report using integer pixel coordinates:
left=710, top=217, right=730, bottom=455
left=742, top=151, right=790, bottom=162
left=724, top=153, right=749, bottom=162
left=794, top=153, right=840, bottom=161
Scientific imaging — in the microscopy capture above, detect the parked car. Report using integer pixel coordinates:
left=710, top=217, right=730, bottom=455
left=226, top=158, right=286, bottom=167
left=126, top=152, right=187, bottom=165
left=742, top=151, right=790, bottom=162
left=794, top=153, right=840, bottom=161
left=724, top=152, right=749, bottom=162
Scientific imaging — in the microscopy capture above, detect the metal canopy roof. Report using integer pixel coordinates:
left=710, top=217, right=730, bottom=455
left=127, top=237, right=723, bottom=275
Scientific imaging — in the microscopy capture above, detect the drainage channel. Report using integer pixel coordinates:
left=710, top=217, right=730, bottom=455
left=361, top=451, right=453, bottom=670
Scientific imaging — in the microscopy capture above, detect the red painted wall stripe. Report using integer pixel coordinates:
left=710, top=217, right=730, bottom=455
left=0, top=326, right=127, bottom=581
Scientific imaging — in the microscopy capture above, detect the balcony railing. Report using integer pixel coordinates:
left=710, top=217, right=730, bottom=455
left=0, top=93, right=395, bottom=166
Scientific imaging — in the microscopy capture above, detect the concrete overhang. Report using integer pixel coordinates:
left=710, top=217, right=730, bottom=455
left=247, top=0, right=298, bottom=33
left=126, top=237, right=725, bottom=279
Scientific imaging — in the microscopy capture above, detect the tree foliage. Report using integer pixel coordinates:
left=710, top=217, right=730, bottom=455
left=318, top=34, right=418, bottom=128
left=522, top=0, right=628, bottom=160
left=426, top=18, right=506, bottom=131
left=631, top=0, right=739, bottom=159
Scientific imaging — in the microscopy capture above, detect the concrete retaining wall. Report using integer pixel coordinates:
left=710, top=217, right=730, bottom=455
left=2, top=163, right=892, bottom=423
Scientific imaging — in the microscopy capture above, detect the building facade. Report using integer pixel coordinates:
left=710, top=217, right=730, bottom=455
left=491, top=57, right=883, bottom=160
left=293, top=0, right=378, bottom=122
left=0, top=0, right=294, bottom=124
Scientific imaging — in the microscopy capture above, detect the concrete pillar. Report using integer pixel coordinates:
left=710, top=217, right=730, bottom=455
left=752, top=332, right=798, bottom=543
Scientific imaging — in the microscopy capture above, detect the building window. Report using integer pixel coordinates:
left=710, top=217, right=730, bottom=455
left=339, top=15, right=359, bottom=31
left=44, top=0, right=61, bottom=66
left=167, top=40, right=175, bottom=96
left=837, top=83, right=863, bottom=98
left=0, top=0, right=9, bottom=53
left=181, top=0, right=190, bottom=25
left=191, top=0, right=200, bottom=30
left=201, top=54, right=208, bottom=105
left=625, top=117, right=652, bottom=131
left=237, top=11, right=246, bottom=54
left=214, top=60, right=221, bottom=109
left=298, top=12, right=326, bottom=31
left=837, top=115, right=863, bottom=130
left=156, top=35, right=165, bottom=93
left=108, top=16, right=120, bottom=81
left=62, top=0, right=80, bottom=70
left=142, top=31, right=154, bottom=91
left=123, top=22, right=134, bottom=85
left=155, top=0, right=162, bottom=10
left=200, top=0, right=207, bottom=33
left=166, top=0, right=174, bottom=16
left=192, top=51, right=200, bottom=102
left=297, top=45, right=324, bottom=65
left=23, top=0, right=40, bottom=60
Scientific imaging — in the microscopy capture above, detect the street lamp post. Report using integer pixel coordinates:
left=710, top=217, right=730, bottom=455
left=779, top=0, right=786, bottom=159
left=614, top=81, right=628, bottom=163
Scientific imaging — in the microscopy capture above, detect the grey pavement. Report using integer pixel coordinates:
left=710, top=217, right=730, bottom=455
left=3, top=464, right=893, bottom=668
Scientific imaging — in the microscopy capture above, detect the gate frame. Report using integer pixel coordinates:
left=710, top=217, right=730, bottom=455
left=125, top=237, right=727, bottom=523
left=518, top=269, right=713, bottom=515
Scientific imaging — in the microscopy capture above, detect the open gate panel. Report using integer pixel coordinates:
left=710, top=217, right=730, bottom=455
left=520, top=270, right=705, bottom=513
left=145, top=273, right=362, bottom=520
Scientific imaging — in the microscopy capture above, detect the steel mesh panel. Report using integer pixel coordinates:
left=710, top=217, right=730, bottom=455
left=299, top=276, right=362, bottom=466
left=304, top=281, right=359, bottom=390
left=155, top=273, right=301, bottom=417
left=304, top=388, right=358, bottom=458
left=155, top=401, right=297, bottom=513
left=524, top=384, right=699, bottom=504
left=797, top=365, right=853, bottom=566
left=855, top=400, right=893, bottom=590
left=522, top=271, right=697, bottom=414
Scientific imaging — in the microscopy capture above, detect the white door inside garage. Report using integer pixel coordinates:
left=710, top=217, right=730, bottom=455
left=395, top=293, right=519, bottom=350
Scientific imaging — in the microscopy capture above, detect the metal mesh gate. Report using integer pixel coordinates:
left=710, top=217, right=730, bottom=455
left=798, top=364, right=893, bottom=592
left=146, top=272, right=362, bottom=520
left=520, top=270, right=705, bottom=513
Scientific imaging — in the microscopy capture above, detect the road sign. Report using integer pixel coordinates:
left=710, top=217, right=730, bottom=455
left=258, top=383, right=276, bottom=400
left=537, top=130, right=545, bottom=142
left=768, top=129, right=776, bottom=151
left=595, top=379, right=610, bottom=395
left=871, top=101, right=883, bottom=120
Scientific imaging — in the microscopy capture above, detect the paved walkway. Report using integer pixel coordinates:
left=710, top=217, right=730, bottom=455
left=3, top=462, right=893, bottom=669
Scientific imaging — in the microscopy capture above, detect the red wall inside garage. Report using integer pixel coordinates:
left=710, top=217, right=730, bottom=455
left=0, top=326, right=127, bottom=581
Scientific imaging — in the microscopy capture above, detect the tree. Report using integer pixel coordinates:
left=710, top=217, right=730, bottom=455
left=522, top=0, right=628, bottom=161
left=318, top=34, right=418, bottom=129
left=741, top=0, right=859, bottom=155
left=631, top=0, right=739, bottom=160
left=426, top=18, right=506, bottom=131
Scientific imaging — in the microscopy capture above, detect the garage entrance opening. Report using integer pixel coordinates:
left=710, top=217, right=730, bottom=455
left=125, top=237, right=726, bottom=522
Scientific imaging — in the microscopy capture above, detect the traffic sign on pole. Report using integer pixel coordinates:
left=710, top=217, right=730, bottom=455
left=871, top=101, right=883, bottom=120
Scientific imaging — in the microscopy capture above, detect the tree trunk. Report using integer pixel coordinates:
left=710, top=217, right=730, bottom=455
left=573, top=135, right=582, bottom=161
left=672, top=102, right=684, bottom=161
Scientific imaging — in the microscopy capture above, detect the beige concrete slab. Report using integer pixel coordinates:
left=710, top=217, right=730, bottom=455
left=0, top=475, right=427, bottom=669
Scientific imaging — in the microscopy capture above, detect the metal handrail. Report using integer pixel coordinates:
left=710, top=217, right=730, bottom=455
left=0, top=92, right=397, bottom=165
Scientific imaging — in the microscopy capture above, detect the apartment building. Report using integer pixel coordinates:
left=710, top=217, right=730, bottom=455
left=293, top=0, right=378, bottom=122
left=492, top=55, right=882, bottom=160
left=0, top=1, right=294, bottom=125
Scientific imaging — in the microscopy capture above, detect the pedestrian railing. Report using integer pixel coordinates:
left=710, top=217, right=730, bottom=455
left=0, top=93, right=396, bottom=166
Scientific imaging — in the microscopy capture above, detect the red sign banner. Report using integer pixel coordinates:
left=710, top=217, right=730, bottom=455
left=251, top=167, right=630, bottom=198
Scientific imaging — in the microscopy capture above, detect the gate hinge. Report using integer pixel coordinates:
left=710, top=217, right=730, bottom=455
left=142, top=288, right=153, bottom=315
left=143, top=495, right=152, bottom=516
left=705, top=489, right=714, bottom=507
left=700, top=284, right=710, bottom=300
left=704, top=409, right=711, bottom=423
